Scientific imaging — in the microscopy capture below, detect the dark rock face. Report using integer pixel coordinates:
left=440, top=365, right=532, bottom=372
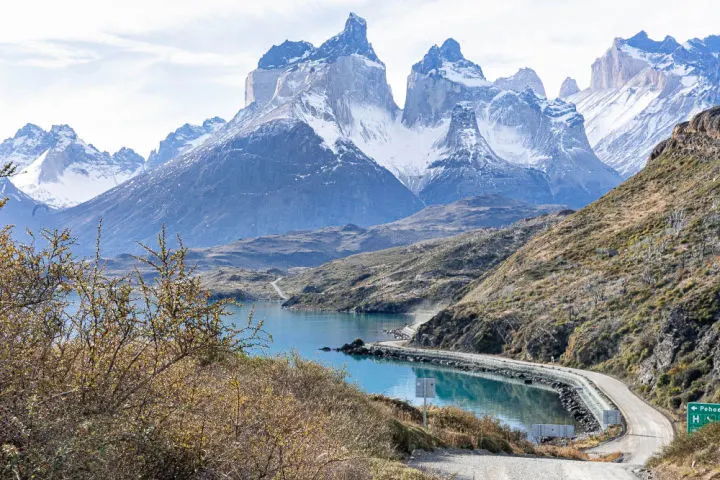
left=687, top=106, right=720, bottom=139
left=494, top=68, right=546, bottom=97
left=411, top=38, right=483, bottom=77
left=112, top=147, right=145, bottom=171
left=147, top=117, right=226, bottom=169
left=420, top=104, right=553, bottom=206
left=312, top=13, right=381, bottom=64
left=575, top=31, right=720, bottom=177
left=639, top=309, right=698, bottom=385
left=337, top=338, right=368, bottom=355
left=654, top=106, right=720, bottom=163
left=403, top=41, right=620, bottom=208
left=257, top=13, right=381, bottom=69
left=258, top=40, right=314, bottom=69
left=558, top=77, right=580, bottom=98
left=59, top=121, right=422, bottom=255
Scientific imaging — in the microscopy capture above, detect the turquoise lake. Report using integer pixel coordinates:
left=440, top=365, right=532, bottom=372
left=228, top=302, right=577, bottom=431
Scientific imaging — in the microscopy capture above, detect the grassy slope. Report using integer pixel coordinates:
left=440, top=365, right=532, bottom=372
left=649, top=423, right=720, bottom=479
left=414, top=108, right=720, bottom=413
left=279, top=213, right=569, bottom=313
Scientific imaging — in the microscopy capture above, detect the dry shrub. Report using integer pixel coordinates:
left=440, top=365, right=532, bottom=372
left=0, top=214, right=402, bottom=479
left=648, top=422, right=720, bottom=470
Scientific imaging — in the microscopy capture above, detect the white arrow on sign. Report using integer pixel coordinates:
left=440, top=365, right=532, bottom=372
left=691, top=406, right=698, bottom=411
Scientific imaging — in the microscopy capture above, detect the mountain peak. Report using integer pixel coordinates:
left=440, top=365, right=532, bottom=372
left=439, top=38, right=464, bottom=62
left=202, top=117, right=226, bottom=131
left=346, top=12, right=366, bottom=30
left=313, top=13, right=381, bottom=64
left=258, top=40, right=314, bottom=69
left=112, top=147, right=145, bottom=169
left=49, top=124, right=77, bottom=140
left=15, top=123, right=45, bottom=139
left=494, top=67, right=546, bottom=97
left=257, top=14, right=381, bottom=69
left=442, top=103, right=483, bottom=150
left=558, top=77, right=581, bottom=98
left=622, top=30, right=680, bottom=54
left=412, top=39, right=484, bottom=79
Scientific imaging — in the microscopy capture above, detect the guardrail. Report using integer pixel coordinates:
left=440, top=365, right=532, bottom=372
left=369, top=343, right=614, bottom=429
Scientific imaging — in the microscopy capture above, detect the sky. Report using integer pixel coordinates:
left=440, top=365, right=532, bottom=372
left=1, top=0, right=719, bottom=157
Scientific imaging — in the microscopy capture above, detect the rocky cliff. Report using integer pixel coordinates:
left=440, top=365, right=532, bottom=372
left=568, top=31, right=720, bottom=177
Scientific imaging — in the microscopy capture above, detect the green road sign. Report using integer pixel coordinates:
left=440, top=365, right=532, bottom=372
left=687, top=402, right=720, bottom=433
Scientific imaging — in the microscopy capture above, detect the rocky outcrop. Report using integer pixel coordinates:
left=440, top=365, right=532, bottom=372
left=402, top=38, right=487, bottom=127
left=147, top=117, right=226, bottom=169
left=558, top=77, right=580, bottom=98
left=401, top=40, right=620, bottom=208
left=494, top=68, right=546, bottom=97
left=568, top=32, right=720, bottom=177
left=420, top=103, right=553, bottom=205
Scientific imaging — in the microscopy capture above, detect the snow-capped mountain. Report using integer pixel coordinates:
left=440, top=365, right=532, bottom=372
left=58, top=14, right=422, bottom=254
left=419, top=103, right=552, bottom=205
left=558, top=77, right=580, bottom=98
left=399, top=39, right=620, bottom=208
left=146, top=117, right=226, bottom=169
left=56, top=14, right=623, bottom=253
left=567, top=31, right=720, bottom=177
left=0, top=124, right=145, bottom=208
left=494, top=68, right=547, bottom=97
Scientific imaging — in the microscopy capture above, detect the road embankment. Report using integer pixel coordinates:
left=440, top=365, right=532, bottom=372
left=364, top=342, right=673, bottom=466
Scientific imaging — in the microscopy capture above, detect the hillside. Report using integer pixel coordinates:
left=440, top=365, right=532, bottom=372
left=102, top=194, right=560, bottom=273
left=414, top=107, right=720, bottom=412
left=280, top=212, right=569, bottom=313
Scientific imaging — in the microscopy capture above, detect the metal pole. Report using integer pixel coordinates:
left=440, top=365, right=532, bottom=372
left=423, top=381, right=427, bottom=429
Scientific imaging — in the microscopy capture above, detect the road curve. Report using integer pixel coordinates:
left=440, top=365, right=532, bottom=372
left=372, top=342, right=674, bottom=479
left=270, top=277, right=289, bottom=300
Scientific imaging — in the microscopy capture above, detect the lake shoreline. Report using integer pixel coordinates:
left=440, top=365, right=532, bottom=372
left=339, top=340, right=608, bottom=434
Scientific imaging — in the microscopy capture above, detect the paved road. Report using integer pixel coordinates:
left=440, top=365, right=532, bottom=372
left=377, top=343, right=674, bottom=479
left=270, top=277, right=289, bottom=300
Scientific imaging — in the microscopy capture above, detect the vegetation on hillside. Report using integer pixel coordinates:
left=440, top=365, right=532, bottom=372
left=415, top=107, right=720, bottom=413
left=648, top=423, right=720, bottom=479
left=0, top=163, right=585, bottom=478
left=281, top=213, right=570, bottom=313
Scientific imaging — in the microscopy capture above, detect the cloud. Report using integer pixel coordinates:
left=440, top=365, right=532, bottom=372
left=1, top=0, right=719, bottom=155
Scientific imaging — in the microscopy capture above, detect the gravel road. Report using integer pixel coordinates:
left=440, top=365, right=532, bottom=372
left=269, top=277, right=289, bottom=300
left=408, top=449, right=642, bottom=479
left=374, top=343, right=674, bottom=479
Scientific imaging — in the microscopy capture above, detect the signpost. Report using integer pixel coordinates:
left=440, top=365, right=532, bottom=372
left=687, top=402, right=720, bottom=433
left=603, top=409, right=622, bottom=427
left=415, top=377, right=436, bottom=429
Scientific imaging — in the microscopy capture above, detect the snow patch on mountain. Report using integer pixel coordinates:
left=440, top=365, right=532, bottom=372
left=147, top=117, right=226, bottom=169
left=558, top=77, right=580, bottom=98
left=1, top=124, right=144, bottom=208
left=494, top=68, right=546, bottom=97
left=568, top=31, right=720, bottom=177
